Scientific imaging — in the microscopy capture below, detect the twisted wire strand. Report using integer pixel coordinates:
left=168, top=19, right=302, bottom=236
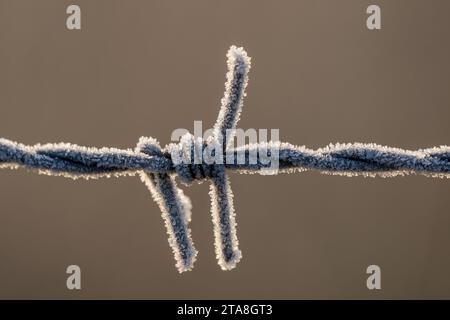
left=0, top=46, right=449, bottom=272
left=1, top=139, right=448, bottom=178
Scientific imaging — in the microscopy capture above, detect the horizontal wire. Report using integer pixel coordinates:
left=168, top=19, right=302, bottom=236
left=0, top=138, right=448, bottom=178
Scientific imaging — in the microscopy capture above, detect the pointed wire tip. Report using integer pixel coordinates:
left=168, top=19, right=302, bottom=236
left=227, top=45, right=252, bottom=73
left=218, top=249, right=242, bottom=271
left=176, top=249, right=198, bottom=273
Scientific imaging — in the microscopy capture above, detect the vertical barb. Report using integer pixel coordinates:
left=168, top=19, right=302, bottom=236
left=209, top=165, right=241, bottom=270
left=213, top=45, right=251, bottom=146
left=207, top=45, right=251, bottom=270
left=137, top=137, right=197, bottom=273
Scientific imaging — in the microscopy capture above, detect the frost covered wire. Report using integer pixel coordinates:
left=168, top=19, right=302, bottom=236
left=0, top=46, right=449, bottom=272
left=137, top=137, right=197, bottom=272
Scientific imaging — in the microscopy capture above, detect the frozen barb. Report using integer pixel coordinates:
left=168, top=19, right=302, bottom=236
left=0, top=46, right=448, bottom=272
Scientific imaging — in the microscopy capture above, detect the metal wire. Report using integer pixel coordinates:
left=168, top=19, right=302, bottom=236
left=0, top=46, right=448, bottom=272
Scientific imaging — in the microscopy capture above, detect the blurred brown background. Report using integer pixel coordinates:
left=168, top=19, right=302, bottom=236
left=0, top=0, right=449, bottom=299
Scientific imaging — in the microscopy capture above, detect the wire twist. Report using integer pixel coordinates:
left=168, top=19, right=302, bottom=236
left=0, top=46, right=449, bottom=272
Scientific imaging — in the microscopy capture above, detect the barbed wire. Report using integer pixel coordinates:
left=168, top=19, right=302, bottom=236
left=0, top=46, right=448, bottom=272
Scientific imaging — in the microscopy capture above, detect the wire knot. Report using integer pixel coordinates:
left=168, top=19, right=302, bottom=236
left=168, top=133, right=225, bottom=185
left=136, top=133, right=224, bottom=185
left=132, top=46, right=250, bottom=272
